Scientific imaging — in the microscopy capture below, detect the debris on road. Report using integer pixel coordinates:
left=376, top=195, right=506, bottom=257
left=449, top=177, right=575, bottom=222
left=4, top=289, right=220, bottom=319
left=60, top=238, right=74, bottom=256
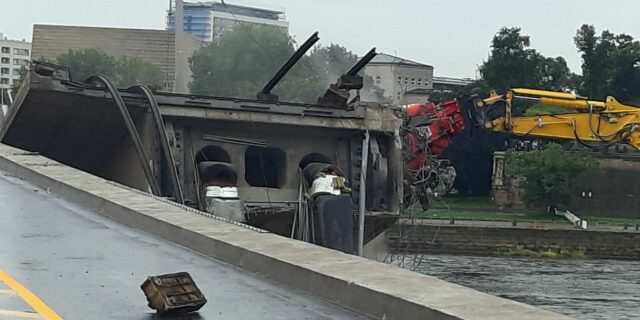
left=141, top=272, right=207, bottom=314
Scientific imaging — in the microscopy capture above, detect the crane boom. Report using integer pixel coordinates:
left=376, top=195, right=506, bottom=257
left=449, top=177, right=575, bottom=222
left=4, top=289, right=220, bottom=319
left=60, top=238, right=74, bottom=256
left=473, top=88, right=640, bottom=149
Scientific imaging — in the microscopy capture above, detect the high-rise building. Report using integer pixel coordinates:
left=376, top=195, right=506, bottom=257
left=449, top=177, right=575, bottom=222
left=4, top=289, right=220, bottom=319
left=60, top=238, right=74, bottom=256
left=0, top=32, right=31, bottom=94
left=166, top=1, right=289, bottom=42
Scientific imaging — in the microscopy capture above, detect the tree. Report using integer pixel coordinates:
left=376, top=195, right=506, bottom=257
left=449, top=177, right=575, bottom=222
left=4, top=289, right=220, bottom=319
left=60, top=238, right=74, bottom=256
left=310, top=44, right=359, bottom=82
left=56, top=49, right=164, bottom=87
left=189, top=25, right=324, bottom=103
left=115, top=56, right=165, bottom=88
left=57, top=49, right=118, bottom=81
left=535, top=56, right=573, bottom=91
left=575, top=24, right=640, bottom=102
left=506, top=143, right=598, bottom=208
left=574, top=25, right=611, bottom=100
left=480, top=27, right=540, bottom=92
left=480, top=27, right=577, bottom=97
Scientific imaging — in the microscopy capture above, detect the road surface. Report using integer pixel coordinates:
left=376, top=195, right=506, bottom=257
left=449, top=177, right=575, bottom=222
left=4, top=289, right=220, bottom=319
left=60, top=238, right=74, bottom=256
left=0, top=171, right=368, bottom=319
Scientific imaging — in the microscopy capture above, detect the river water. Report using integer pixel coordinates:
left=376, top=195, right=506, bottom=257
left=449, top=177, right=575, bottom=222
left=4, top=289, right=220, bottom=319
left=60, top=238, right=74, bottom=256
left=390, top=254, right=640, bottom=319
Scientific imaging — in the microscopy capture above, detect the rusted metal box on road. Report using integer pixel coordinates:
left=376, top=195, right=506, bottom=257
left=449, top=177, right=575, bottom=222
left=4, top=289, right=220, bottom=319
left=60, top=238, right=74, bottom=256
left=141, top=272, right=207, bottom=314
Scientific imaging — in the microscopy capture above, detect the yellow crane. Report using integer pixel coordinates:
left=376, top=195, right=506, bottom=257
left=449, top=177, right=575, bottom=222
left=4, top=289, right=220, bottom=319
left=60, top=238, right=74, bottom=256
left=474, top=88, right=640, bottom=149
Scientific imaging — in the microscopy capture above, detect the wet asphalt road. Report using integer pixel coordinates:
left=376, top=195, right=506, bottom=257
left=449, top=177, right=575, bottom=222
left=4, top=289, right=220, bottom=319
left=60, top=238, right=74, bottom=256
left=0, top=172, right=369, bottom=320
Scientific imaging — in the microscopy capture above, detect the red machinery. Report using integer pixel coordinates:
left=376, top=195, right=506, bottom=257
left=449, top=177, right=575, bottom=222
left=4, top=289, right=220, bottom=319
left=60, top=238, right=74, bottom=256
left=403, top=99, right=466, bottom=169
left=401, top=99, right=466, bottom=209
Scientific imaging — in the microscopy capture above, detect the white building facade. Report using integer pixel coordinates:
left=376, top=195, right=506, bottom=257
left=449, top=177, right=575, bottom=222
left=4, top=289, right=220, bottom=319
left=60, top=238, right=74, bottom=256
left=0, top=33, right=31, bottom=109
left=363, top=53, right=434, bottom=105
left=0, top=33, right=31, bottom=90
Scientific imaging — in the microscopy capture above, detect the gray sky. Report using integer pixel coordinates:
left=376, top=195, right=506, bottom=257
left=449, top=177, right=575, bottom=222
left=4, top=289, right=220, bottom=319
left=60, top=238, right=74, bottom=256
left=5, top=0, right=640, bottom=78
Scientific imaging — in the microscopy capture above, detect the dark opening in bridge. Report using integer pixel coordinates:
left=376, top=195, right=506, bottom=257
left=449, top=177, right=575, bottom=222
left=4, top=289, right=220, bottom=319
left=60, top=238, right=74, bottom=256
left=198, top=163, right=238, bottom=187
left=245, top=147, right=286, bottom=188
left=196, top=145, right=231, bottom=163
left=299, top=153, right=332, bottom=169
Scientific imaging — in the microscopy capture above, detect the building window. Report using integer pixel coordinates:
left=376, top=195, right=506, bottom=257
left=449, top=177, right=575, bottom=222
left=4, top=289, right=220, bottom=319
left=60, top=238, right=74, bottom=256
left=0, top=68, right=8, bottom=75
left=375, top=76, right=381, bottom=84
left=244, top=147, right=286, bottom=188
left=13, top=48, right=29, bottom=56
left=424, top=79, right=429, bottom=85
left=417, top=78, right=422, bottom=86
left=0, top=78, right=9, bottom=84
left=411, top=78, right=415, bottom=85
left=12, top=79, right=21, bottom=85
left=1, top=47, right=9, bottom=54
left=397, top=76, right=402, bottom=84
left=12, top=68, right=21, bottom=75
left=404, top=77, right=408, bottom=85
left=13, top=59, right=28, bottom=66
left=1, top=58, right=9, bottom=64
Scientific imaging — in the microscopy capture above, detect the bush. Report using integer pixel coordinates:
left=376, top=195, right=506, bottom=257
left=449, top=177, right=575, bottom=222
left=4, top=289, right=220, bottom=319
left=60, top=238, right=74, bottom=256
left=506, top=143, right=598, bottom=208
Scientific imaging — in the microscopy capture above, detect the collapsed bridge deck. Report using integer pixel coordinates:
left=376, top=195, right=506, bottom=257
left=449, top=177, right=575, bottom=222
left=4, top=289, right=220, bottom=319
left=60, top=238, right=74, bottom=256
left=1, top=63, right=403, bottom=251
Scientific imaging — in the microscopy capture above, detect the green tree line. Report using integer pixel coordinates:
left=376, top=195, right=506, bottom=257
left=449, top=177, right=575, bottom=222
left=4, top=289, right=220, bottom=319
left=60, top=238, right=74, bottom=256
left=53, top=48, right=164, bottom=88
left=189, top=25, right=386, bottom=103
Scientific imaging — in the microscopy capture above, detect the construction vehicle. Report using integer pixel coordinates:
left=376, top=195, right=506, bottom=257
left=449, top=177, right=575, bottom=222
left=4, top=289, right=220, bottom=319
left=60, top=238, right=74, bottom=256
left=471, top=88, right=640, bottom=149
left=401, top=87, right=640, bottom=210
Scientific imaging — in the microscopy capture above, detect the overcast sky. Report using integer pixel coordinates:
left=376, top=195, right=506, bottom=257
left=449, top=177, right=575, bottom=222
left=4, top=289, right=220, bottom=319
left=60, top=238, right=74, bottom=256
left=5, top=0, right=640, bottom=78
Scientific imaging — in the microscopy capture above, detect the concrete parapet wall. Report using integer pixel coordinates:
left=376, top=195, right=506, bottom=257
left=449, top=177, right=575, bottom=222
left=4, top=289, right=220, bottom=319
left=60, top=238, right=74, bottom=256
left=389, top=222, right=640, bottom=259
left=0, top=144, right=570, bottom=320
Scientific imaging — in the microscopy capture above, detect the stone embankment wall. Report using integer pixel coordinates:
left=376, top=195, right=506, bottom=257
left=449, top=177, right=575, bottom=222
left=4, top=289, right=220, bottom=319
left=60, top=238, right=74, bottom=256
left=569, top=156, right=640, bottom=218
left=388, top=223, right=640, bottom=259
left=493, top=154, right=640, bottom=218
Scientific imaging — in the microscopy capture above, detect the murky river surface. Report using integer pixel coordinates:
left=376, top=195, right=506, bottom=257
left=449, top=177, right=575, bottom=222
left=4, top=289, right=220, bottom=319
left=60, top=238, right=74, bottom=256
left=391, top=254, right=640, bottom=319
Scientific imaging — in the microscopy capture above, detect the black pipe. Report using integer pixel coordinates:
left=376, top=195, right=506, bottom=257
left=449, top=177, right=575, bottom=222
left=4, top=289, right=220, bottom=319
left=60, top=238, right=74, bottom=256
left=127, top=85, right=185, bottom=204
left=346, top=47, right=377, bottom=76
left=258, top=32, right=319, bottom=100
left=85, top=74, right=161, bottom=196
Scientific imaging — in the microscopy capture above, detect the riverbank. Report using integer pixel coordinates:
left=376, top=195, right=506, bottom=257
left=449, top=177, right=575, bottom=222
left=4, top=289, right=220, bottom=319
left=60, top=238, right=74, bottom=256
left=387, top=220, right=640, bottom=259
left=420, top=196, right=640, bottom=227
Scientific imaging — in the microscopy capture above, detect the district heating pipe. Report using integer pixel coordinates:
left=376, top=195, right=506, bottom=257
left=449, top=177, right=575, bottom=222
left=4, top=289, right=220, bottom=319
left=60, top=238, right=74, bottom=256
left=357, top=130, right=370, bottom=256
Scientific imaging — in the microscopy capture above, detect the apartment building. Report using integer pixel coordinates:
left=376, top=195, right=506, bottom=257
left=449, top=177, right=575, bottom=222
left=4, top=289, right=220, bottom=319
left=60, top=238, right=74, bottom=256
left=0, top=32, right=31, bottom=90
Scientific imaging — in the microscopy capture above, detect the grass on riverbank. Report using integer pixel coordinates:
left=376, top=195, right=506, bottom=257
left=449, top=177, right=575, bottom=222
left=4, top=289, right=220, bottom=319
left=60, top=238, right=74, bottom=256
left=411, top=196, right=640, bottom=227
left=430, top=196, right=499, bottom=211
